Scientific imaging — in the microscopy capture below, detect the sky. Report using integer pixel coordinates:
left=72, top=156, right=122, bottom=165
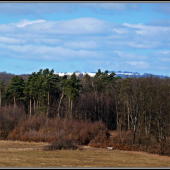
left=0, top=2, right=170, bottom=76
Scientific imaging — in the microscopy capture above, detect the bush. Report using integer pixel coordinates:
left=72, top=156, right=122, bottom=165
left=0, top=105, right=24, bottom=139
left=7, top=115, right=109, bottom=148
left=88, top=130, right=110, bottom=148
left=45, top=139, right=78, bottom=150
left=44, top=130, right=78, bottom=150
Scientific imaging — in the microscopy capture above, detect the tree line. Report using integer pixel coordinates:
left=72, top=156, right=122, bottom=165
left=0, top=68, right=170, bottom=154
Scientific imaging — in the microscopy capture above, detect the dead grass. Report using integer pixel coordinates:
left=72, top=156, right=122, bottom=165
left=0, top=140, right=170, bottom=167
left=0, top=140, right=49, bottom=150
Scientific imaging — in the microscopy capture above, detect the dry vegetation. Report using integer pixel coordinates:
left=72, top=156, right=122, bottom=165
left=0, top=106, right=170, bottom=167
left=7, top=114, right=109, bottom=145
left=0, top=140, right=170, bottom=167
left=0, top=107, right=169, bottom=156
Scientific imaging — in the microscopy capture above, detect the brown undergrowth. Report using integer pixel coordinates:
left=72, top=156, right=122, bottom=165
left=1, top=105, right=169, bottom=155
left=7, top=115, right=109, bottom=147
left=89, top=130, right=169, bottom=156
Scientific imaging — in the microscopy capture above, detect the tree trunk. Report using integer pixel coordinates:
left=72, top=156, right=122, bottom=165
left=92, top=80, right=97, bottom=121
left=167, top=131, right=169, bottom=155
left=148, top=113, right=152, bottom=138
left=133, top=121, right=137, bottom=145
left=14, top=96, right=16, bottom=108
left=30, top=98, right=32, bottom=118
left=131, top=127, right=134, bottom=146
left=144, top=112, right=147, bottom=136
left=127, top=104, right=130, bottom=130
left=95, top=91, right=97, bottom=121
left=101, top=92, right=104, bottom=120
left=70, top=99, right=73, bottom=119
left=39, top=96, right=41, bottom=108
left=47, top=92, right=50, bottom=116
left=115, top=95, right=118, bottom=130
left=131, top=114, right=134, bottom=145
left=138, top=121, right=141, bottom=144
left=58, top=91, right=64, bottom=119
left=0, top=89, right=1, bottom=108
left=68, top=98, right=71, bottom=119
left=120, top=114, right=122, bottom=140
left=34, top=97, right=36, bottom=114
left=124, top=125, right=127, bottom=141
left=36, top=100, right=39, bottom=109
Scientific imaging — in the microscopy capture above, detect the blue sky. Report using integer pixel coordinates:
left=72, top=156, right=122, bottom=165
left=0, top=2, right=170, bottom=76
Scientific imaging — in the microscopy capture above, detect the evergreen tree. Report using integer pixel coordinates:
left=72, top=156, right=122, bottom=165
left=57, top=74, right=68, bottom=119
left=92, top=69, right=117, bottom=121
left=42, top=68, right=60, bottom=116
left=6, top=76, right=24, bottom=108
left=65, top=73, right=82, bottom=119
left=23, top=72, right=39, bottom=117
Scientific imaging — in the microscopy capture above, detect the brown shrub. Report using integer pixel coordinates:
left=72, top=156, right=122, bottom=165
left=7, top=115, right=109, bottom=146
left=88, top=130, right=110, bottom=148
left=0, top=105, right=25, bottom=139
left=44, top=130, right=78, bottom=150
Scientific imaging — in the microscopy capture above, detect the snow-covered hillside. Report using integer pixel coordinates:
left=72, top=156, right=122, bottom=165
left=54, top=71, right=168, bottom=79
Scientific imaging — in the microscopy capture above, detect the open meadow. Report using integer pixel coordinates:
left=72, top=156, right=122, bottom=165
left=0, top=140, right=170, bottom=167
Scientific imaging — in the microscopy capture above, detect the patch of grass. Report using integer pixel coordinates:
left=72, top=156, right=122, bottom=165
left=0, top=149, right=170, bottom=167
left=0, top=140, right=170, bottom=167
left=0, top=140, right=49, bottom=149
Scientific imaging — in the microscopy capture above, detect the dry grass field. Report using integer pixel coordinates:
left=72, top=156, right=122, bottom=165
left=0, top=140, right=170, bottom=167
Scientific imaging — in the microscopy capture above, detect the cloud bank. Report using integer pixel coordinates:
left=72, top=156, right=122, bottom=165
left=0, top=3, right=140, bottom=16
left=0, top=16, right=170, bottom=74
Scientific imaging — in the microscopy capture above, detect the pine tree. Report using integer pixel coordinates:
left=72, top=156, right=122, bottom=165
left=57, top=74, right=68, bottom=119
left=42, top=68, right=59, bottom=116
left=23, top=72, right=39, bottom=117
left=6, top=76, right=24, bottom=108
left=65, top=73, right=82, bottom=119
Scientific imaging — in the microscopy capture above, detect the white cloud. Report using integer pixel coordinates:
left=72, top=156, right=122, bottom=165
left=110, top=28, right=129, bottom=34
left=127, top=61, right=149, bottom=69
left=0, top=3, right=140, bottom=16
left=153, top=51, right=170, bottom=62
left=158, top=51, right=170, bottom=54
left=84, top=3, right=126, bottom=11
left=0, top=24, right=16, bottom=33
left=2, top=44, right=103, bottom=61
left=115, top=51, right=148, bottom=60
left=123, top=23, right=144, bottom=29
left=13, top=17, right=111, bottom=35
left=0, top=17, right=113, bottom=47
left=154, top=3, right=170, bottom=14
left=123, top=23, right=170, bottom=36
left=80, top=3, right=140, bottom=13
left=160, top=58, right=170, bottom=62
left=0, top=17, right=169, bottom=75
left=12, top=19, right=46, bottom=28
left=127, top=41, right=161, bottom=49
left=63, top=41, right=99, bottom=49
left=32, top=38, right=61, bottom=45
left=0, top=36, right=25, bottom=44
left=0, top=3, right=78, bottom=15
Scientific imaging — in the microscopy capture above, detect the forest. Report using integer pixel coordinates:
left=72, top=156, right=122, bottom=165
left=0, top=68, right=170, bottom=156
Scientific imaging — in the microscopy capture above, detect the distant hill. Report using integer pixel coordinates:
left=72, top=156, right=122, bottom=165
left=55, top=71, right=169, bottom=79
left=0, top=72, right=30, bottom=85
left=108, top=71, right=169, bottom=79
